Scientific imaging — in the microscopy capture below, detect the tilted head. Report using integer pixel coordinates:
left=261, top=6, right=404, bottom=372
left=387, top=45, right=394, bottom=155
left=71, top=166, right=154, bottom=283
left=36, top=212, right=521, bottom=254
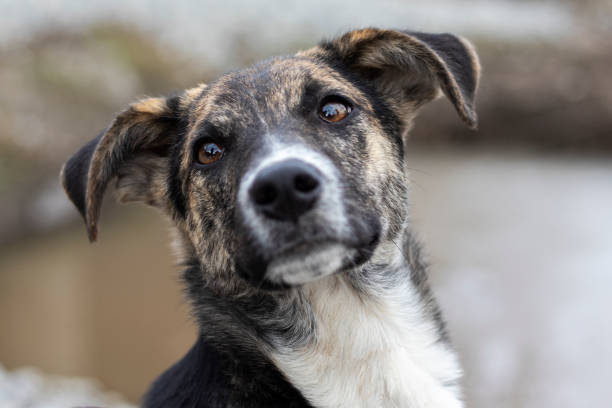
left=61, top=28, right=479, bottom=292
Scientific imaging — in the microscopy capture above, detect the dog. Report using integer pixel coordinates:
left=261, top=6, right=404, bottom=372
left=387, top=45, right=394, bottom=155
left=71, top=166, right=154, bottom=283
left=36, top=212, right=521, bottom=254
left=60, top=27, right=479, bottom=407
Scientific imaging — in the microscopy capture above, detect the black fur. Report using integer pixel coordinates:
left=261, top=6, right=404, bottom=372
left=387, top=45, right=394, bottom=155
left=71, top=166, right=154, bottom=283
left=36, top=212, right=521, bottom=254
left=168, top=128, right=189, bottom=218
left=61, top=132, right=102, bottom=220
left=141, top=263, right=316, bottom=406
left=143, top=334, right=312, bottom=408
left=407, top=31, right=477, bottom=109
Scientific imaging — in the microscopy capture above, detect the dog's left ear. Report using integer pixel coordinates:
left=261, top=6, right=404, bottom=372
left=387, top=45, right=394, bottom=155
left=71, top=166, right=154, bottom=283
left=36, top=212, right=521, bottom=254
left=60, top=96, right=183, bottom=242
left=319, top=28, right=481, bottom=129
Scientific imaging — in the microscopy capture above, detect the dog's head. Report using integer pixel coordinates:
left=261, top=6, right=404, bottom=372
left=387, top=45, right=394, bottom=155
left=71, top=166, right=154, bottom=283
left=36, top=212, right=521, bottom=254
left=61, top=28, right=479, bottom=292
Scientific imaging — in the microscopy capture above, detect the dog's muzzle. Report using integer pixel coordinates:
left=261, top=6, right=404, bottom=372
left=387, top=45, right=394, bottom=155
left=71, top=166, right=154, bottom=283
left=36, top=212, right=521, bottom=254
left=235, top=153, right=380, bottom=289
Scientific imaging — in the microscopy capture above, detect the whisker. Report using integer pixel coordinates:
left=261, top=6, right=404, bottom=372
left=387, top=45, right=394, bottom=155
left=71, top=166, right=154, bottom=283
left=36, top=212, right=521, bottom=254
left=407, top=178, right=427, bottom=192
left=390, top=238, right=409, bottom=268
left=405, top=167, right=431, bottom=176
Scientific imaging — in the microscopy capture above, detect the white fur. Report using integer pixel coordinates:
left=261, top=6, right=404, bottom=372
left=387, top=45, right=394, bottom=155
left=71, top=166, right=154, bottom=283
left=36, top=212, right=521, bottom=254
left=270, top=243, right=463, bottom=408
left=267, top=243, right=356, bottom=285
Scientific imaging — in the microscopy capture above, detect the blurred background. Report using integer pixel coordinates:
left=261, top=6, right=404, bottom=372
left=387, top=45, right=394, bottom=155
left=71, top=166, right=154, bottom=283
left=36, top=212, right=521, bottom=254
left=0, top=0, right=611, bottom=407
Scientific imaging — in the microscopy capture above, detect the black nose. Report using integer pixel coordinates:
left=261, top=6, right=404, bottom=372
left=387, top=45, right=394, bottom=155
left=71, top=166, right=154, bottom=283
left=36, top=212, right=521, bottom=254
left=249, top=159, right=322, bottom=221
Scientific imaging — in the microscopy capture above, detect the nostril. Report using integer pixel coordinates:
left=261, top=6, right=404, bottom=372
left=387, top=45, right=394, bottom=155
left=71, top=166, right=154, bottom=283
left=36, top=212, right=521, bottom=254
left=248, top=159, right=322, bottom=221
left=294, top=173, right=319, bottom=194
left=251, top=182, right=277, bottom=205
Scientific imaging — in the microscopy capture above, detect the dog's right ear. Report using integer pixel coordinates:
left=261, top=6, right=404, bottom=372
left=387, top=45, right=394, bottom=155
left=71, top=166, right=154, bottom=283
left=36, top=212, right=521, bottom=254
left=317, top=28, right=481, bottom=129
left=60, top=95, right=185, bottom=242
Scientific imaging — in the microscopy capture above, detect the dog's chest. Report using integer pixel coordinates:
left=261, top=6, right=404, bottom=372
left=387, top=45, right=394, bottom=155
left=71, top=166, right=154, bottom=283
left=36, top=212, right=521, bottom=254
left=270, top=276, right=464, bottom=408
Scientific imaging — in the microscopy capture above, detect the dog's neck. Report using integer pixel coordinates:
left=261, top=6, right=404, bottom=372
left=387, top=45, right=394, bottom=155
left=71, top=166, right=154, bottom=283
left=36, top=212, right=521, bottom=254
left=268, top=239, right=463, bottom=407
left=182, top=231, right=463, bottom=407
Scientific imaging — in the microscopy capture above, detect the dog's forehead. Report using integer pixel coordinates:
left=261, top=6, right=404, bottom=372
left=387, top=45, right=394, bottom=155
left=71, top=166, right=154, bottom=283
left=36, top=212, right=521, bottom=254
left=189, top=56, right=371, bottom=130
left=175, top=55, right=383, bottom=182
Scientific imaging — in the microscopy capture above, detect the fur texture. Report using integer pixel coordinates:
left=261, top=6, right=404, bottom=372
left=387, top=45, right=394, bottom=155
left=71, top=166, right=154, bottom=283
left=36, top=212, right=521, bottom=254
left=60, top=28, right=480, bottom=407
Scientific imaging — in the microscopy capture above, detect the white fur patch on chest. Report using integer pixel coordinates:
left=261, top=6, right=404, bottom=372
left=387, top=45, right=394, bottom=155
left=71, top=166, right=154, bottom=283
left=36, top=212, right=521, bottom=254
left=270, top=275, right=463, bottom=408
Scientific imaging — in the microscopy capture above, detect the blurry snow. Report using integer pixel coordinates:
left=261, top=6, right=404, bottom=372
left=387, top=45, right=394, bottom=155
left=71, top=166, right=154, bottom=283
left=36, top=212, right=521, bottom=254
left=408, top=150, right=612, bottom=408
left=0, top=364, right=134, bottom=408
left=0, top=0, right=581, bottom=69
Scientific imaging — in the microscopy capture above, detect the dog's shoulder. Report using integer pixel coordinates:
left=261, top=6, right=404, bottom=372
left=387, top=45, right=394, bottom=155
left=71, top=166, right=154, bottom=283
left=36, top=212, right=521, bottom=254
left=142, top=335, right=313, bottom=408
left=142, top=335, right=228, bottom=408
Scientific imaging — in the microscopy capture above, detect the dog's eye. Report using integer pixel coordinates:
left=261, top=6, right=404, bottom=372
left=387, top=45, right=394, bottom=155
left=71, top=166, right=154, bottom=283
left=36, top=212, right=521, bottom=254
left=196, top=142, right=224, bottom=165
left=318, top=97, right=352, bottom=123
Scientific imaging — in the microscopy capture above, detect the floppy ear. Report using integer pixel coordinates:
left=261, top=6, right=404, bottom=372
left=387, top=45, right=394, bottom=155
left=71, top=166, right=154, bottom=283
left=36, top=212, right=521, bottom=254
left=60, top=95, right=182, bottom=242
left=320, top=28, right=481, bottom=129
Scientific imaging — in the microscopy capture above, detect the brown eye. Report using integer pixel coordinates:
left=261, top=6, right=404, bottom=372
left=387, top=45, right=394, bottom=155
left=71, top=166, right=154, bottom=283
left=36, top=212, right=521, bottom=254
left=197, top=142, right=224, bottom=165
left=318, top=98, right=352, bottom=123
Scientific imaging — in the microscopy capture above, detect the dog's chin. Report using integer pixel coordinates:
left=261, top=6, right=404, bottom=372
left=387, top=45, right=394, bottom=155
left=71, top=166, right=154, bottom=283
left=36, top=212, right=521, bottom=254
left=235, top=215, right=381, bottom=290
left=236, top=237, right=378, bottom=291
left=265, top=242, right=357, bottom=286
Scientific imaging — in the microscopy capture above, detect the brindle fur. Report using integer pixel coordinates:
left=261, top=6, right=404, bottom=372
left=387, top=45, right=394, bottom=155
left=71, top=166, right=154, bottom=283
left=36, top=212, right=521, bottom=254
left=61, top=28, right=480, bottom=407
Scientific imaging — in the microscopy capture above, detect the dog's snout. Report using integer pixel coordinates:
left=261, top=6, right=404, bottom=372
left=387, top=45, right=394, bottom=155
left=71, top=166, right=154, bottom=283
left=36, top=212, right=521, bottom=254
left=249, top=159, right=321, bottom=221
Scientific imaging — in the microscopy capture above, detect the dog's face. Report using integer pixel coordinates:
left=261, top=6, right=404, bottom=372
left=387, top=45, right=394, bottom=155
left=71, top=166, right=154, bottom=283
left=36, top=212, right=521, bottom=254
left=61, top=28, right=479, bottom=292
